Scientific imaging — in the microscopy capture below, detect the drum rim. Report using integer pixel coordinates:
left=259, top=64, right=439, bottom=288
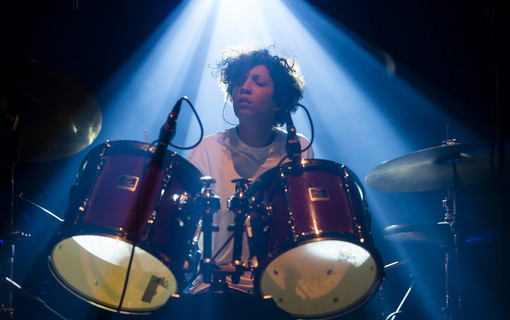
left=247, top=159, right=346, bottom=193
left=79, top=140, right=204, bottom=183
left=247, top=159, right=366, bottom=204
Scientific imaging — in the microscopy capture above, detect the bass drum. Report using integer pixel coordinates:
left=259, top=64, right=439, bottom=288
left=247, top=159, right=383, bottom=319
left=48, top=140, right=203, bottom=314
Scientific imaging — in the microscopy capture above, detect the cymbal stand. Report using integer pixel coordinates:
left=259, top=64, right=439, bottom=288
left=1, top=113, right=23, bottom=320
left=2, top=277, right=69, bottom=320
left=385, top=279, right=415, bottom=320
left=442, top=141, right=464, bottom=320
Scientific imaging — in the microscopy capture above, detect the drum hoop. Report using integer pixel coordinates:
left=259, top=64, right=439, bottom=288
left=79, top=140, right=203, bottom=184
left=248, top=159, right=346, bottom=194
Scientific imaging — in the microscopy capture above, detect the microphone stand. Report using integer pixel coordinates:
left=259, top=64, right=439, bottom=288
left=116, top=98, right=184, bottom=313
left=285, top=112, right=302, bottom=164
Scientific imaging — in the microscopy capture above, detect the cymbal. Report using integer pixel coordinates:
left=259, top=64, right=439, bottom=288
left=365, top=142, right=500, bottom=192
left=1, top=58, right=101, bottom=162
left=384, top=222, right=451, bottom=246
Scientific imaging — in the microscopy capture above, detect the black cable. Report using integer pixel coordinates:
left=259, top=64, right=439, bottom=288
left=276, top=103, right=315, bottom=167
left=169, top=96, right=204, bottom=150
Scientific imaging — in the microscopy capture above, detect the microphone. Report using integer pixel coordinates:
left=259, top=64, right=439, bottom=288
left=285, top=111, right=301, bottom=161
left=153, top=97, right=184, bottom=167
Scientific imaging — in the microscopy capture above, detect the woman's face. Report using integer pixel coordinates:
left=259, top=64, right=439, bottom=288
left=232, top=65, right=278, bottom=126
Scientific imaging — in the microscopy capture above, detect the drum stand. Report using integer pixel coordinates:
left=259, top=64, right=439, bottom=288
left=1, top=115, right=68, bottom=320
left=385, top=155, right=464, bottom=320
left=195, top=177, right=253, bottom=294
left=441, top=158, right=463, bottom=320
left=1, top=114, right=23, bottom=320
left=385, top=279, right=414, bottom=320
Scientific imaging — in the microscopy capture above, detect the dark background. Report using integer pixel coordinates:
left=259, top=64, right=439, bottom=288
left=1, top=1, right=508, bottom=319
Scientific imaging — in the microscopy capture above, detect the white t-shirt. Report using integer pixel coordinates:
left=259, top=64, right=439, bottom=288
left=186, top=126, right=314, bottom=293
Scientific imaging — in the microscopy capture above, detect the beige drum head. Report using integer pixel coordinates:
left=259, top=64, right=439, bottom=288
left=49, top=235, right=177, bottom=314
left=259, top=239, right=379, bottom=319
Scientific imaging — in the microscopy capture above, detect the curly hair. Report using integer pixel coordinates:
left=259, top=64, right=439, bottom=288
left=215, top=46, right=304, bottom=127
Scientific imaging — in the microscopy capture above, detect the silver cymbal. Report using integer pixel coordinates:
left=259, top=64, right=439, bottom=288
left=384, top=223, right=451, bottom=246
left=365, top=142, right=502, bottom=192
left=1, top=58, right=102, bottom=162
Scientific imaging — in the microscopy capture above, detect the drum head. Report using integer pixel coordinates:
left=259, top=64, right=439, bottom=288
left=259, top=239, right=380, bottom=319
left=50, top=235, right=177, bottom=314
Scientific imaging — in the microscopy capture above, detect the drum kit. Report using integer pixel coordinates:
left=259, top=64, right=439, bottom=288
left=367, top=140, right=507, bottom=320
left=1, top=59, right=503, bottom=320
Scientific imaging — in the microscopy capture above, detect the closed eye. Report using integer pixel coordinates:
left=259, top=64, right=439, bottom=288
left=252, top=75, right=269, bottom=86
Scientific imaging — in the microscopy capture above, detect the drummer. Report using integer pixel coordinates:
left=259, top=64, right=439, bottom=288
left=186, top=45, right=314, bottom=296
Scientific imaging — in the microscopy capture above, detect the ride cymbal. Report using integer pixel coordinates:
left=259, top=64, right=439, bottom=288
left=1, top=58, right=101, bottom=162
left=365, top=142, right=503, bottom=192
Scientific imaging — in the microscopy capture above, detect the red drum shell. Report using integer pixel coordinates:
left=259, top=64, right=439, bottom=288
left=248, top=159, right=383, bottom=319
left=49, top=140, right=202, bottom=314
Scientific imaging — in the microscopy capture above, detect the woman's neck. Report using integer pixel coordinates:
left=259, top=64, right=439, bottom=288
left=236, top=123, right=276, bottom=147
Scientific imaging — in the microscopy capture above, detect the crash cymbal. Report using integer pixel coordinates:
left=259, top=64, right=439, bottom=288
left=384, top=222, right=452, bottom=246
left=365, top=142, right=500, bottom=192
left=1, top=58, right=101, bottom=162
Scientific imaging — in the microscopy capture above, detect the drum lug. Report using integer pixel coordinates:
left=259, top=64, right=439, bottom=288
left=277, top=166, right=299, bottom=242
left=177, top=191, right=195, bottom=225
left=96, top=142, right=110, bottom=175
left=141, top=210, right=157, bottom=241
left=341, top=166, right=367, bottom=243
left=72, top=198, right=89, bottom=225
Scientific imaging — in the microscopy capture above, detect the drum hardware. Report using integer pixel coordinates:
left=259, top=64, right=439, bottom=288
left=383, top=260, right=409, bottom=271
left=342, top=168, right=369, bottom=245
left=152, top=98, right=183, bottom=168
left=193, top=178, right=258, bottom=294
left=195, top=176, right=221, bottom=285
left=16, top=193, right=64, bottom=223
left=441, top=177, right=461, bottom=320
left=2, top=57, right=101, bottom=317
left=0, top=57, right=100, bottom=317
left=1, top=192, right=64, bottom=319
left=277, top=164, right=299, bottom=242
left=366, top=139, right=507, bottom=320
left=2, top=277, right=70, bottom=320
left=284, top=111, right=302, bottom=164
left=385, top=278, right=415, bottom=320
left=227, top=179, right=251, bottom=284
